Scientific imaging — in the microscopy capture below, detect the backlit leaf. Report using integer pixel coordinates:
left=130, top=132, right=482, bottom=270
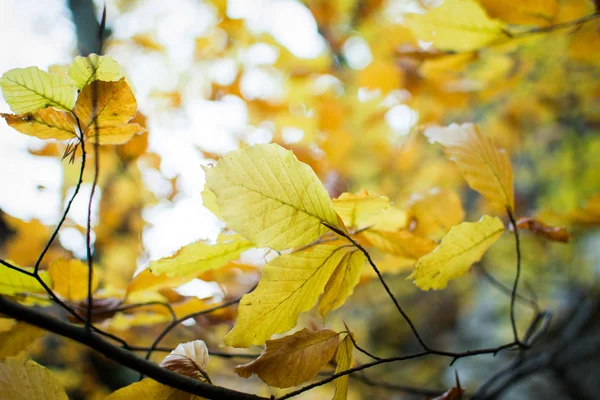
left=205, top=143, right=340, bottom=251
left=234, top=328, right=340, bottom=388
left=68, top=54, right=123, bottom=89
left=201, top=187, right=222, bottom=220
left=409, top=215, right=504, bottom=290
left=126, top=268, right=192, bottom=295
left=333, top=334, right=354, bottom=400
left=48, top=258, right=98, bottom=301
left=1, top=107, right=76, bottom=140
left=148, top=235, right=253, bottom=277
left=0, top=323, right=45, bottom=358
left=0, top=265, right=47, bottom=296
left=319, top=250, right=365, bottom=319
left=424, top=123, right=515, bottom=212
left=360, top=229, right=438, bottom=259
left=224, top=245, right=350, bottom=347
left=0, top=358, right=68, bottom=400
left=333, top=189, right=390, bottom=229
left=406, top=0, right=507, bottom=52
left=479, top=0, right=558, bottom=26
left=0, top=67, right=75, bottom=113
left=407, top=188, right=465, bottom=239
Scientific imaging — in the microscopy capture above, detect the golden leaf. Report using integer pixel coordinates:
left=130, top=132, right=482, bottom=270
left=0, top=323, right=45, bottom=358
left=106, top=378, right=198, bottom=400
left=479, top=0, right=558, bottom=26
left=0, top=358, right=68, bottom=400
left=406, top=0, right=507, bottom=52
left=407, top=188, right=465, bottom=239
left=424, top=123, right=515, bottom=212
left=319, top=250, right=366, bottom=319
left=333, top=334, right=354, bottom=400
left=332, top=189, right=390, bottom=229
left=234, top=328, right=340, bottom=388
left=224, top=245, right=350, bottom=347
left=409, top=215, right=504, bottom=290
left=0, top=67, right=75, bottom=113
left=360, top=229, right=438, bottom=259
left=205, top=143, right=340, bottom=251
left=48, top=258, right=98, bottom=301
left=1, top=107, right=76, bottom=140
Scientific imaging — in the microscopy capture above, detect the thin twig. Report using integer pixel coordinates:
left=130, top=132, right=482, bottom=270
left=507, top=209, right=524, bottom=347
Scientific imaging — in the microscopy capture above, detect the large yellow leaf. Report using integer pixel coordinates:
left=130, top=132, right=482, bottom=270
left=126, top=268, right=192, bottom=295
left=106, top=378, right=198, bottom=400
left=73, top=78, right=141, bottom=144
left=409, top=215, right=504, bottom=290
left=0, top=358, right=68, bottom=400
left=0, top=323, right=45, bottom=358
left=234, top=328, right=340, bottom=388
left=332, top=189, right=390, bottom=229
left=424, top=123, right=515, bottom=212
left=0, top=67, right=75, bottom=113
left=224, top=245, right=350, bottom=347
left=407, top=189, right=465, bottom=239
left=333, top=334, right=354, bottom=400
left=359, top=229, right=438, bottom=259
left=0, top=318, right=16, bottom=332
left=204, top=143, right=340, bottom=251
left=406, top=0, right=507, bottom=52
left=48, top=258, right=98, bottom=301
left=0, top=265, right=47, bottom=296
left=148, top=235, right=253, bottom=277
left=479, top=0, right=558, bottom=26
left=318, top=250, right=365, bottom=319
left=68, top=54, right=124, bottom=89
left=1, top=107, right=77, bottom=140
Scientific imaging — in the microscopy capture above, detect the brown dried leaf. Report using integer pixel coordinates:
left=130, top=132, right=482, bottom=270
left=516, top=217, right=570, bottom=243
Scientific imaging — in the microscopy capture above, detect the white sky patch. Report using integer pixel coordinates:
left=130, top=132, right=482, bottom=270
left=386, top=104, right=419, bottom=136
left=281, top=127, right=305, bottom=144
left=64, top=184, right=102, bottom=227
left=240, top=67, right=285, bottom=101
left=175, top=278, right=222, bottom=299
left=343, top=36, right=373, bottom=70
left=59, top=227, right=92, bottom=259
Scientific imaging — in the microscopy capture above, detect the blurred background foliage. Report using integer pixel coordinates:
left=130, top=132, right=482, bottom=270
left=0, top=0, right=599, bottom=398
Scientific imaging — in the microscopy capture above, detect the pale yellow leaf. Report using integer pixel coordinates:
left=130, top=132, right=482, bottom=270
left=0, top=67, right=75, bottom=113
left=333, top=189, right=390, bottom=229
left=234, top=328, right=340, bottom=388
left=0, top=265, right=47, bottom=296
left=48, top=258, right=98, bottom=301
left=407, top=188, right=465, bottom=239
left=224, top=245, right=350, bottom=347
left=68, top=54, right=123, bottom=89
left=86, top=123, right=146, bottom=145
left=106, top=378, right=198, bottom=400
left=319, top=250, right=365, bottom=319
left=0, top=323, right=45, bottom=358
left=409, top=215, right=504, bottom=290
left=126, top=268, right=191, bottom=295
left=1, top=107, right=77, bottom=140
left=406, top=0, right=507, bottom=52
left=0, top=358, right=68, bottom=400
left=201, top=187, right=222, bottom=220
left=424, top=123, right=515, bottom=212
left=333, top=334, right=354, bottom=400
left=149, top=235, right=253, bottom=277
left=367, top=206, right=409, bottom=231
left=360, top=229, right=438, bottom=259
left=205, top=143, right=340, bottom=251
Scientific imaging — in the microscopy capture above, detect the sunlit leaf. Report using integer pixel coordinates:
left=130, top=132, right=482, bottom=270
left=407, top=188, right=465, bottom=239
left=48, top=258, right=98, bottom=302
left=205, top=143, right=340, bottom=251
left=126, top=268, right=192, bottom=295
left=234, top=328, right=340, bottom=388
left=0, top=67, right=75, bottom=113
left=333, top=189, right=390, bottom=229
left=201, top=187, right=222, bottom=220
left=148, top=235, right=253, bottom=277
left=0, top=265, right=48, bottom=296
left=0, top=323, right=45, bottom=358
left=479, top=0, right=558, bottom=26
left=406, top=0, right=507, bottom=52
left=68, top=54, right=123, bottom=89
left=424, top=123, right=515, bottom=212
left=409, top=215, right=504, bottom=290
left=0, top=358, right=68, bottom=400
left=333, top=334, right=354, bottom=400
left=360, top=229, right=438, bottom=259
left=1, top=107, right=77, bottom=140
left=319, top=250, right=365, bottom=319
left=224, top=245, right=350, bottom=347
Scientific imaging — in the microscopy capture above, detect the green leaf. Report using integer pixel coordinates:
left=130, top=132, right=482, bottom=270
left=68, top=54, right=123, bottom=89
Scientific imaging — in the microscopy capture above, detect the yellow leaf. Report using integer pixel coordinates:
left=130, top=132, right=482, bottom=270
left=332, top=189, right=390, bottom=229
left=367, top=206, right=409, bottom=231
left=406, top=0, right=507, bottom=52
left=106, top=378, right=197, bottom=400
left=407, top=188, right=465, bottom=239
left=234, top=328, right=340, bottom=388
left=86, top=123, right=147, bottom=145
left=424, top=123, right=515, bottom=212
left=318, top=250, right=365, bottom=319
left=205, top=143, right=340, bottom=251
left=0, top=265, right=47, bottom=296
left=73, top=78, right=138, bottom=143
left=68, top=54, right=123, bottom=89
left=357, top=60, right=404, bottom=92
left=1, top=107, right=77, bottom=140
left=0, top=67, right=75, bottom=113
left=0, top=323, right=45, bottom=358
left=224, top=245, right=350, bottom=347
left=479, top=0, right=558, bottom=26
left=360, top=229, right=438, bottom=259
left=48, top=258, right=98, bottom=301
left=148, top=235, right=253, bottom=277
left=126, top=268, right=191, bottom=295
left=0, top=318, right=16, bottom=332
left=0, top=358, right=68, bottom=400
left=201, top=187, right=222, bottom=220
left=409, top=215, right=504, bottom=290
left=333, top=334, right=354, bottom=400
